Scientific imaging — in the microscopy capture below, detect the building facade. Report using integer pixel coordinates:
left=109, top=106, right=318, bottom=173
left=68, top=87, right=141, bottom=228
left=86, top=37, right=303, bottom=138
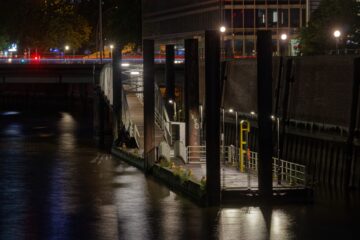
left=143, top=0, right=321, bottom=56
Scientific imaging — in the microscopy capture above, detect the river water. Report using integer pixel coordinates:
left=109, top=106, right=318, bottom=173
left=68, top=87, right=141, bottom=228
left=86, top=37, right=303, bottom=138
left=1, top=109, right=360, bottom=240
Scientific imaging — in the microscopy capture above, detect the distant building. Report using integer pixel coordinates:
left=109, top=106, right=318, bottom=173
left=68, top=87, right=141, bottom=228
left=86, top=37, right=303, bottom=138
left=143, top=0, right=321, bottom=56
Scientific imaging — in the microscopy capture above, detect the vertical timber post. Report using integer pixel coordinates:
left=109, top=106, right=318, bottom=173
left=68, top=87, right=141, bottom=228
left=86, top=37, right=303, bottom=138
left=166, top=44, right=175, bottom=120
left=143, top=39, right=156, bottom=172
left=185, top=39, right=200, bottom=147
left=205, top=30, right=221, bottom=206
left=344, top=58, right=360, bottom=188
left=112, top=45, right=122, bottom=144
left=257, top=30, right=273, bottom=198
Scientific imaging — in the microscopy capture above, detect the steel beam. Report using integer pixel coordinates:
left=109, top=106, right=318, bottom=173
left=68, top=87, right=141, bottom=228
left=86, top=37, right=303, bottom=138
left=143, top=39, right=156, bottom=171
left=256, top=30, right=273, bottom=198
left=205, top=30, right=221, bottom=206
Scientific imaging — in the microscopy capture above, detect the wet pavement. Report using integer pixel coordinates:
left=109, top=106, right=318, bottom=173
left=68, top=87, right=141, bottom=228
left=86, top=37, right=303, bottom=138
left=1, top=109, right=360, bottom=240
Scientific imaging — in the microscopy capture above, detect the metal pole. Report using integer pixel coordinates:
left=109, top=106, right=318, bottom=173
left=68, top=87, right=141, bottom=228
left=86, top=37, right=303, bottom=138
left=112, top=45, right=122, bottom=144
left=205, top=30, right=221, bottom=206
left=99, top=0, right=103, bottom=63
left=277, top=117, right=281, bottom=185
left=143, top=39, right=155, bottom=172
left=166, top=44, right=175, bottom=120
left=235, top=111, right=238, bottom=165
left=257, top=30, right=273, bottom=198
left=222, top=108, right=225, bottom=161
left=185, top=39, right=200, bottom=147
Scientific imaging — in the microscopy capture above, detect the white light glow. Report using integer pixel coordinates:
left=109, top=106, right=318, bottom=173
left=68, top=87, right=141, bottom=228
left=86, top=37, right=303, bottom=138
left=130, top=71, right=140, bottom=75
left=250, top=111, right=256, bottom=115
left=280, top=33, right=288, bottom=41
left=229, top=108, right=234, bottom=113
left=334, top=30, right=341, bottom=38
left=220, top=26, right=226, bottom=33
left=65, top=45, right=70, bottom=51
left=121, top=63, right=130, bottom=67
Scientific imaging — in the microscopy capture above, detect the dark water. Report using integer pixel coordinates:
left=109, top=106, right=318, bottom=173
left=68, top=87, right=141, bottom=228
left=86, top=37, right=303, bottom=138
left=1, top=109, right=360, bottom=240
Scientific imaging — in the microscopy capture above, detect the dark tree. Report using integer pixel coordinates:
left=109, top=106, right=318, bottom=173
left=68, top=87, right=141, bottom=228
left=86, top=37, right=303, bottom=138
left=300, top=0, right=360, bottom=55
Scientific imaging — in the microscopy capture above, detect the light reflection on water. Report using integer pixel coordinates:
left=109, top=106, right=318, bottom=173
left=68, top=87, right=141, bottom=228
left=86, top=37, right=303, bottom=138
left=0, top=110, right=359, bottom=240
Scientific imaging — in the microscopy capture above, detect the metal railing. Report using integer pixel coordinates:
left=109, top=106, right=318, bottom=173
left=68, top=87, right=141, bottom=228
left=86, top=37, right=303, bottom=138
left=99, top=63, right=141, bottom=147
left=155, top=84, right=172, bottom=145
left=186, top=145, right=306, bottom=186
left=248, top=151, right=306, bottom=185
left=187, top=146, right=234, bottom=163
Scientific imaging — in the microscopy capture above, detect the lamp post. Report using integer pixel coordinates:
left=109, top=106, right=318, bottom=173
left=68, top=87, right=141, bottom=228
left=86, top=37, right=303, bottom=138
left=64, top=45, right=70, bottom=62
left=99, top=0, right=103, bottom=63
left=168, top=99, right=177, bottom=121
left=220, top=26, right=226, bottom=59
left=333, top=30, right=341, bottom=55
left=280, top=33, right=288, bottom=56
left=109, top=44, right=114, bottom=59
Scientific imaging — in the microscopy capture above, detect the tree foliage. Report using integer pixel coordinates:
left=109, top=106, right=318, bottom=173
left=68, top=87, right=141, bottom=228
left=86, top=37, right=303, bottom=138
left=300, top=0, right=360, bottom=55
left=105, top=0, right=142, bottom=48
left=0, top=0, right=91, bottom=52
left=0, top=0, right=142, bottom=53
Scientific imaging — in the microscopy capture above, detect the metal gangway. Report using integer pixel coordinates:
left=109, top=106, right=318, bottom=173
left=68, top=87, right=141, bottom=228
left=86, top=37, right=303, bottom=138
left=99, top=62, right=173, bottom=151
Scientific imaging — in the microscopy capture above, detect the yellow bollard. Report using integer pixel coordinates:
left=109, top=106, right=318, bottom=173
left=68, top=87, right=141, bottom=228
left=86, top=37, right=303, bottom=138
left=239, top=120, right=250, bottom=172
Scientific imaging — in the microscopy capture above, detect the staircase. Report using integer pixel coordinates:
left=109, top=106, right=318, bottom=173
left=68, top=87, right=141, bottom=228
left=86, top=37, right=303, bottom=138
left=124, top=87, right=165, bottom=150
left=99, top=63, right=172, bottom=153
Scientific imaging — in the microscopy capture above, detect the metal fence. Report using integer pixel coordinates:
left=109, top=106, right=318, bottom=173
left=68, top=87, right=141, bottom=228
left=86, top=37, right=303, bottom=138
left=186, top=145, right=306, bottom=188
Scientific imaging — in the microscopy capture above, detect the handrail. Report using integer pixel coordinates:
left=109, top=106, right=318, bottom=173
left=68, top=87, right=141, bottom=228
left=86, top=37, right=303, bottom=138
left=99, top=63, right=142, bottom=147
left=154, top=84, right=172, bottom=145
left=186, top=145, right=307, bottom=185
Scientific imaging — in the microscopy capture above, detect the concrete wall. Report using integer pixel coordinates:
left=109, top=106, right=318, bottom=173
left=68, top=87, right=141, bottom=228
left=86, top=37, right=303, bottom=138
left=222, top=56, right=360, bottom=188
left=142, top=0, right=220, bottom=38
left=223, top=56, right=357, bottom=128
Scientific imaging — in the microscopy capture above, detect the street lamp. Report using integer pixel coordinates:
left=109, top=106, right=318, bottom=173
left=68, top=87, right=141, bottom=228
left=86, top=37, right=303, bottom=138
left=168, top=99, right=177, bottom=121
left=109, top=44, right=114, bottom=58
left=333, top=30, right=341, bottom=55
left=64, top=45, right=70, bottom=62
left=280, top=33, right=288, bottom=56
left=219, top=25, right=226, bottom=61
left=280, top=33, right=288, bottom=41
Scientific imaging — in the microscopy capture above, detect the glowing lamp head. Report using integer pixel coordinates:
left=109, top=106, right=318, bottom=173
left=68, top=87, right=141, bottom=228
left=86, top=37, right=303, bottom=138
left=168, top=99, right=174, bottom=104
left=280, top=33, right=288, bottom=41
left=65, top=45, right=70, bottom=51
left=110, top=44, right=114, bottom=49
left=220, top=26, right=226, bottom=33
left=333, top=30, right=341, bottom=38
left=228, top=108, right=234, bottom=113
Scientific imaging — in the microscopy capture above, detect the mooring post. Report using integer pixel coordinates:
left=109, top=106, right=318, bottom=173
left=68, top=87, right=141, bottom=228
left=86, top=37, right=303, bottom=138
left=94, top=86, right=105, bottom=147
left=344, top=57, right=360, bottom=188
left=185, top=39, right=200, bottom=147
left=143, top=39, right=156, bottom=172
left=166, top=44, right=176, bottom=121
left=205, top=30, right=221, bottom=206
left=112, top=45, right=122, bottom=144
left=257, top=30, right=273, bottom=198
